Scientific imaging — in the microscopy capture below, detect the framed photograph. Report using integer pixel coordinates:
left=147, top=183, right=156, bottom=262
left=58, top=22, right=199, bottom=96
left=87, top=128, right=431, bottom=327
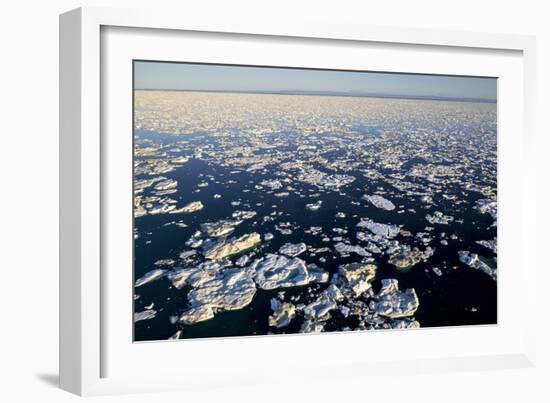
left=60, top=7, right=537, bottom=396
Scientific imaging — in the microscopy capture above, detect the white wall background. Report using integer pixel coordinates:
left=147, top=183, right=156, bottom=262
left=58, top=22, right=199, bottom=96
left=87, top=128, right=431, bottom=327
left=1, top=0, right=547, bottom=401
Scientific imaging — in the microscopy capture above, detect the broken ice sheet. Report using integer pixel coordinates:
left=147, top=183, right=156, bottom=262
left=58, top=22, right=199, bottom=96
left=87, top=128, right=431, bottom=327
left=133, top=83, right=497, bottom=341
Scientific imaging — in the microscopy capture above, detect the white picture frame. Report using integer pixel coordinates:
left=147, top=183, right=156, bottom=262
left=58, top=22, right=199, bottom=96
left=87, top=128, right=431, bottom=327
left=59, top=6, right=537, bottom=396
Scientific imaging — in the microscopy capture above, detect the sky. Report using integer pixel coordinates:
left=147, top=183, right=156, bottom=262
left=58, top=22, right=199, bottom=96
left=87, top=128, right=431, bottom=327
left=134, top=61, right=497, bottom=101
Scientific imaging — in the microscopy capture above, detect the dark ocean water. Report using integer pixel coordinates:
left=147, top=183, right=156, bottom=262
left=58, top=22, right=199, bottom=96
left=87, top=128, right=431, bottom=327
left=133, top=129, right=497, bottom=341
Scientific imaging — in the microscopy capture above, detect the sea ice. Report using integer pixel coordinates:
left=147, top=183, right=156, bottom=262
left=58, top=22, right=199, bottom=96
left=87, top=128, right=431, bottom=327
left=200, top=219, right=241, bottom=238
left=235, top=255, right=250, bottom=267
left=363, top=194, right=395, bottom=211
left=185, top=231, right=204, bottom=248
left=334, top=242, right=371, bottom=257
left=268, top=300, right=296, bottom=328
left=306, top=200, right=323, bottom=211
left=458, top=250, right=497, bottom=281
left=187, top=267, right=257, bottom=312
left=356, top=218, right=401, bottom=238
left=255, top=254, right=328, bottom=290
left=476, top=239, right=497, bottom=254
left=426, top=211, right=454, bottom=225
left=260, top=179, right=283, bottom=190
left=387, top=245, right=424, bottom=269
left=177, top=201, right=204, bottom=213
left=299, top=320, right=325, bottom=333
left=303, top=298, right=337, bottom=321
left=279, top=242, right=307, bottom=257
left=134, top=309, right=157, bottom=322
left=338, top=262, right=377, bottom=296
left=202, top=233, right=261, bottom=260
left=134, top=269, right=166, bottom=287
left=370, top=279, right=419, bottom=318
left=178, top=305, right=215, bottom=325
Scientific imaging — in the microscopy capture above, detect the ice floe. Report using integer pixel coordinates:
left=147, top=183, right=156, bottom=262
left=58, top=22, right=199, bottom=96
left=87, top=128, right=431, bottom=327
left=278, top=242, right=307, bottom=257
left=304, top=297, right=338, bottom=321
left=200, top=219, right=241, bottom=238
left=357, top=218, right=401, bottom=238
left=334, top=242, right=371, bottom=257
left=458, top=250, right=497, bottom=281
left=306, top=200, right=323, bottom=211
left=179, top=305, right=215, bottom=325
left=387, top=245, right=431, bottom=269
left=255, top=254, right=328, bottom=290
left=135, top=269, right=166, bottom=287
left=268, top=299, right=296, bottom=328
left=202, top=233, right=261, bottom=260
left=134, top=309, right=157, bottom=322
left=476, top=239, right=497, bottom=254
left=187, top=267, right=257, bottom=312
left=426, top=211, right=454, bottom=225
left=338, top=262, right=377, bottom=296
left=363, top=194, right=395, bottom=211
left=370, top=279, right=419, bottom=318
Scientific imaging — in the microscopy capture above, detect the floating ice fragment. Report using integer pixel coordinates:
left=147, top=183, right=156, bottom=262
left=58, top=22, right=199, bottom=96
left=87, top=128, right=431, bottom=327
left=334, top=242, right=371, bottom=257
left=168, top=330, right=183, bottom=340
left=370, top=279, right=419, bottom=318
left=187, top=267, right=257, bottom=313
left=200, top=219, right=241, bottom=238
left=323, top=284, right=344, bottom=302
left=202, top=233, right=261, bottom=260
left=235, top=255, right=250, bottom=267
left=356, top=218, right=401, bottom=238
left=255, top=254, right=327, bottom=290
left=179, top=250, right=197, bottom=259
left=179, top=305, right=215, bottom=325
left=306, top=200, right=323, bottom=211
left=387, top=245, right=423, bottom=269
left=458, top=251, right=497, bottom=281
left=299, top=320, right=325, bottom=333
left=260, top=179, right=283, bottom=190
left=476, top=239, right=497, bottom=254
left=185, top=231, right=204, bottom=248
left=363, top=194, right=395, bottom=211
left=432, top=267, right=443, bottom=276
left=154, top=179, right=177, bottom=191
left=426, top=211, right=454, bottom=225
left=232, top=210, right=257, bottom=220
left=338, top=262, right=377, bottom=296
left=135, top=269, right=166, bottom=287
left=279, top=242, right=307, bottom=257
left=170, top=201, right=204, bottom=214
left=134, top=309, right=157, bottom=322
left=154, top=259, right=175, bottom=267
left=268, top=301, right=296, bottom=328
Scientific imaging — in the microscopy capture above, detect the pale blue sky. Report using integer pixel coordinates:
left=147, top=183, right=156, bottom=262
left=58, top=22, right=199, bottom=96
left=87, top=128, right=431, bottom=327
left=134, top=61, right=497, bottom=101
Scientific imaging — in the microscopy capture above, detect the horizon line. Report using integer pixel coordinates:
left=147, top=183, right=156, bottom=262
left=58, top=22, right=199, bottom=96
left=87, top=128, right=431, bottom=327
left=133, top=88, right=497, bottom=104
